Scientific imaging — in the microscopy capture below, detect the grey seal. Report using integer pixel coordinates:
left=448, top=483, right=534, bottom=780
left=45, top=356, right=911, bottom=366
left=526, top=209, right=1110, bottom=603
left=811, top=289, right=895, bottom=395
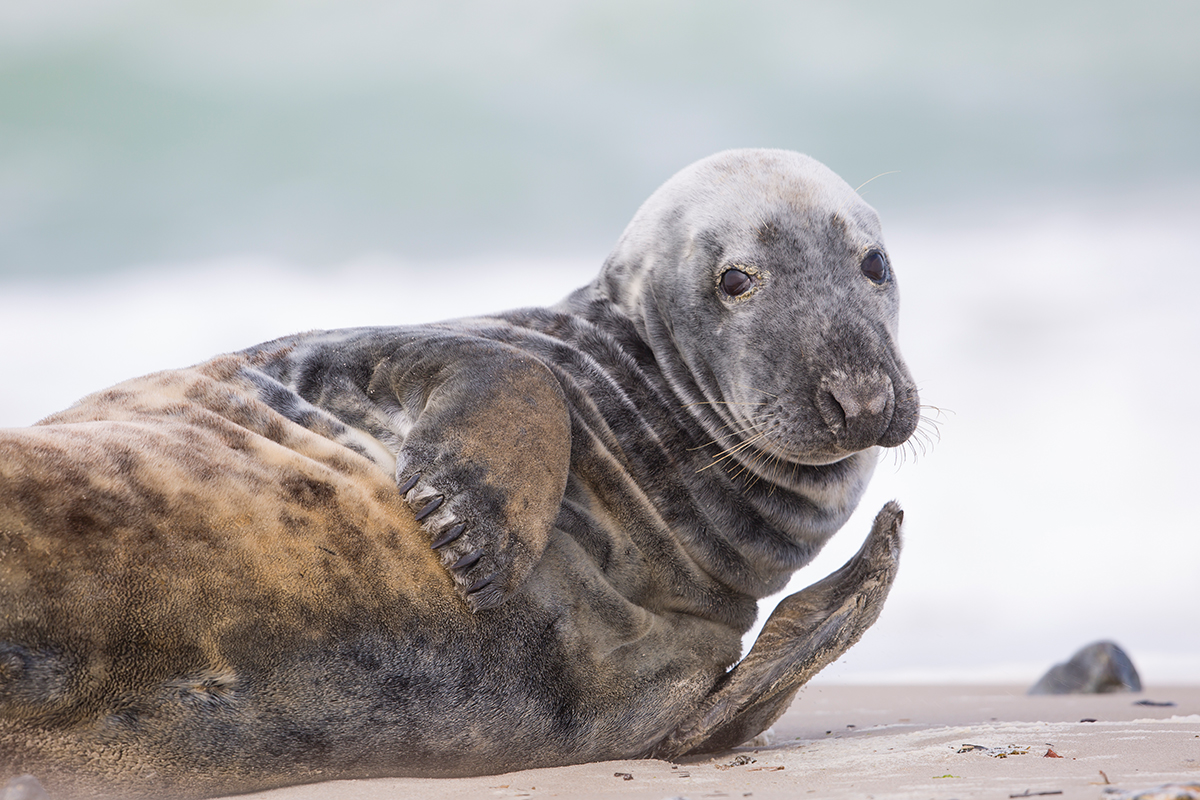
left=0, top=149, right=919, bottom=799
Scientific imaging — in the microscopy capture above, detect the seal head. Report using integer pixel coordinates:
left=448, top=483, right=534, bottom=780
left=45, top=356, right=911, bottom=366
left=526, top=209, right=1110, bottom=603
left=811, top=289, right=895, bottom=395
left=580, top=148, right=918, bottom=468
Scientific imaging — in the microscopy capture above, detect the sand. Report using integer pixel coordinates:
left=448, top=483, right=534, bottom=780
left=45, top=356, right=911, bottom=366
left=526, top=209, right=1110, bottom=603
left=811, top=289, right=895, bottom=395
left=215, top=684, right=1200, bottom=800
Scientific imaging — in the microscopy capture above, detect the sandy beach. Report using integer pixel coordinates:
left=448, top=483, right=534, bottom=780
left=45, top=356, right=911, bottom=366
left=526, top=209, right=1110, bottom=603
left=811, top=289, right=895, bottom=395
left=215, top=684, right=1199, bottom=800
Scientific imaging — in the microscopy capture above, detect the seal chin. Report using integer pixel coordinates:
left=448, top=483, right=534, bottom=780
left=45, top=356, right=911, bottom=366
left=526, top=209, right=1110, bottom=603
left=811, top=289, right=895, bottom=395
left=749, top=432, right=873, bottom=468
left=789, top=449, right=863, bottom=467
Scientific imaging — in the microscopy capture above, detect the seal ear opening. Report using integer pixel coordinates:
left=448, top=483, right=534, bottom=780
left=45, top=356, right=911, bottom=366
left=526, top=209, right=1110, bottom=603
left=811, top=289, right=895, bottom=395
left=592, top=251, right=654, bottom=321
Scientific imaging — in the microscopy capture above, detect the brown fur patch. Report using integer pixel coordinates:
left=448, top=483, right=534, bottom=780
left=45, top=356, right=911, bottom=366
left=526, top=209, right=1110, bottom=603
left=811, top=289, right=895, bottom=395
left=0, top=357, right=462, bottom=794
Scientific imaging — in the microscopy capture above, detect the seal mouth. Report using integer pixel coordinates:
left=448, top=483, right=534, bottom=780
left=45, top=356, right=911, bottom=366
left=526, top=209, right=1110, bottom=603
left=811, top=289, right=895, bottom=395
left=712, top=373, right=919, bottom=469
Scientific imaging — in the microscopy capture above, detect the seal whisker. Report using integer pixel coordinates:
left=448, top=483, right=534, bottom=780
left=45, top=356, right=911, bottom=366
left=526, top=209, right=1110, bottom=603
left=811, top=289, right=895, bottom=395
left=916, top=405, right=946, bottom=441
left=729, top=382, right=780, bottom=400
left=731, top=440, right=779, bottom=488
left=738, top=447, right=775, bottom=491
left=886, top=442, right=911, bottom=470
left=696, top=430, right=770, bottom=473
left=681, top=400, right=769, bottom=409
left=701, top=432, right=768, bottom=467
left=685, top=414, right=773, bottom=452
left=707, top=426, right=770, bottom=456
left=883, top=402, right=942, bottom=469
left=853, top=170, right=901, bottom=195
left=906, top=406, right=945, bottom=459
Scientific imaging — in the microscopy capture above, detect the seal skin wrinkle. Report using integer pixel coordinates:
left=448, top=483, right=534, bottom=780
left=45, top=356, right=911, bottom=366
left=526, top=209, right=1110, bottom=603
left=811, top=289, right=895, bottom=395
left=0, top=149, right=919, bottom=799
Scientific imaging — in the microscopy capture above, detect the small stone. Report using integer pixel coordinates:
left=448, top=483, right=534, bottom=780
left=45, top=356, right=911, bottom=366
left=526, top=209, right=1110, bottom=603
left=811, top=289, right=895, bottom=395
left=1028, top=641, right=1141, bottom=695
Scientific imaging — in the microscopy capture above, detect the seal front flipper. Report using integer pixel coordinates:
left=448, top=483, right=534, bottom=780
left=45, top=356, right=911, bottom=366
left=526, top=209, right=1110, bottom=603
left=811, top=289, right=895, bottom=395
left=369, top=338, right=572, bottom=611
left=653, top=502, right=903, bottom=757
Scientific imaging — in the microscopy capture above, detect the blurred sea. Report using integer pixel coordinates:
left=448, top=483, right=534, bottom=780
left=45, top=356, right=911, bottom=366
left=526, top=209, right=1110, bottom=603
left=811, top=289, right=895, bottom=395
left=1, top=1, right=1197, bottom=684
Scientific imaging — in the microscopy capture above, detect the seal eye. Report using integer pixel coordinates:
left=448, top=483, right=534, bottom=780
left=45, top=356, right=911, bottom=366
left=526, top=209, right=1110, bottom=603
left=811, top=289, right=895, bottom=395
left=861, top=251, right=889, bottom=284
left=720, top=269, right=755, bottom=297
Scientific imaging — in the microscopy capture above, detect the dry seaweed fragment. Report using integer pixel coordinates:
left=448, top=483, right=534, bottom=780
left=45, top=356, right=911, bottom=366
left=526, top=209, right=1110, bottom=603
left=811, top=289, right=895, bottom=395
left=957, top=744, right=1031, bottom=758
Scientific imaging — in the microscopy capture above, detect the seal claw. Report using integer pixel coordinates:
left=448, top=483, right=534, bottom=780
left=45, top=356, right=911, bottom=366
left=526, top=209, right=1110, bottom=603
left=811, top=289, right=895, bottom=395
left=465, top=572, right=498, bottom=594
left=414, top=495, right=444, bottom=521
left=397, top=473, right=421, bottom=495
left=431, top=523, right=467, bottom=549
left=452, top=550, right=483, bottom=571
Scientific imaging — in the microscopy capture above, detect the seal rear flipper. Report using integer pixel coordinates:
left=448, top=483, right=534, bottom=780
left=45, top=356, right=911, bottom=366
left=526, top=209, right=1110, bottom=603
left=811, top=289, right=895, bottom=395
left=652, top=502, right=903, bottom=757
left=370, top=338, right=574, bottom=611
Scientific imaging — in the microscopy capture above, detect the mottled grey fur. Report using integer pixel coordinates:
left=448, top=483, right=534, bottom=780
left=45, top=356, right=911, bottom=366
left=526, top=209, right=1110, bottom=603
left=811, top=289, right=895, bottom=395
left=0, top=149, right=918, bottom=799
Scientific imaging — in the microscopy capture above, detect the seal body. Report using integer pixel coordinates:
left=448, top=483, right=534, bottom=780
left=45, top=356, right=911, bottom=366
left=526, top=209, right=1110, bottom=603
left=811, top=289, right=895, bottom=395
left=0, top=149, right=919, bottom=799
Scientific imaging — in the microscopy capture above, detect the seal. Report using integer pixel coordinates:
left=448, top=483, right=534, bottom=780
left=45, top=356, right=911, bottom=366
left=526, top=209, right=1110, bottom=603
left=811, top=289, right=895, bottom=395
left=0, top=149, right=919, bottom=799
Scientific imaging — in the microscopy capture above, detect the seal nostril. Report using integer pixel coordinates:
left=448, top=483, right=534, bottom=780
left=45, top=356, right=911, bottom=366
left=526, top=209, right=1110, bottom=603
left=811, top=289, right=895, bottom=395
left=816, top=388, right=847, bottom=431
left=832, top=391, right=864, bottom=422
left=818, top=377, right=895, bottom=449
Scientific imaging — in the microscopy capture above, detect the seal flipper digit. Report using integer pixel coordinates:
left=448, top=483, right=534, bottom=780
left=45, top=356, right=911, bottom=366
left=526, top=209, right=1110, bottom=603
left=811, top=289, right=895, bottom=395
left=653, top=501, right=904, bottom=757
left=369, top=338, right=573, bottom=611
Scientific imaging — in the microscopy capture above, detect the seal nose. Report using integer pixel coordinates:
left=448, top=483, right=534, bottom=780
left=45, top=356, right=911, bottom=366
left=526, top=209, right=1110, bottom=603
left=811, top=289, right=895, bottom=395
left=816, top=375, right=895, bottom=451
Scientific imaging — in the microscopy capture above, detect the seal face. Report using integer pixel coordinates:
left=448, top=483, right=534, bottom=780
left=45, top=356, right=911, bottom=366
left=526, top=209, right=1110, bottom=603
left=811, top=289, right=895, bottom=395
left=0, top=149, right=918, bottom=799
left=596, top=149, right=917, bottom=469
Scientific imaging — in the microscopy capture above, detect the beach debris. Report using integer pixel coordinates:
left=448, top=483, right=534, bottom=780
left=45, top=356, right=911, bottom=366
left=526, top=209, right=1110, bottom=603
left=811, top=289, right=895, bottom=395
left=957, top=743, right=1031, bottom=757
left=1009, top=791, right=1063, bottom=798
left=1133, top=699, right=1177, bottom=707
left=1043, top=747, right=1063, bottom=758
left=1028, top=641, right=1141, bottom=694
left=715, top=755, right=756, bottom=770
left=1102, top=783, right=1200, bottom=800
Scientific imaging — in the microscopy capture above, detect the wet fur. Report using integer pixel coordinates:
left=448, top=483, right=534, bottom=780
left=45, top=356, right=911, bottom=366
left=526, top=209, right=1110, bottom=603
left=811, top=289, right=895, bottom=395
left=0, top=150, right=918, bottom=799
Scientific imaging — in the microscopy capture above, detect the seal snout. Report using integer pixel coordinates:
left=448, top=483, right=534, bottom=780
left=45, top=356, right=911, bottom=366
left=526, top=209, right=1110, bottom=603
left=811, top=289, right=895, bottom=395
left=816, top=373, right=897, bottom=452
